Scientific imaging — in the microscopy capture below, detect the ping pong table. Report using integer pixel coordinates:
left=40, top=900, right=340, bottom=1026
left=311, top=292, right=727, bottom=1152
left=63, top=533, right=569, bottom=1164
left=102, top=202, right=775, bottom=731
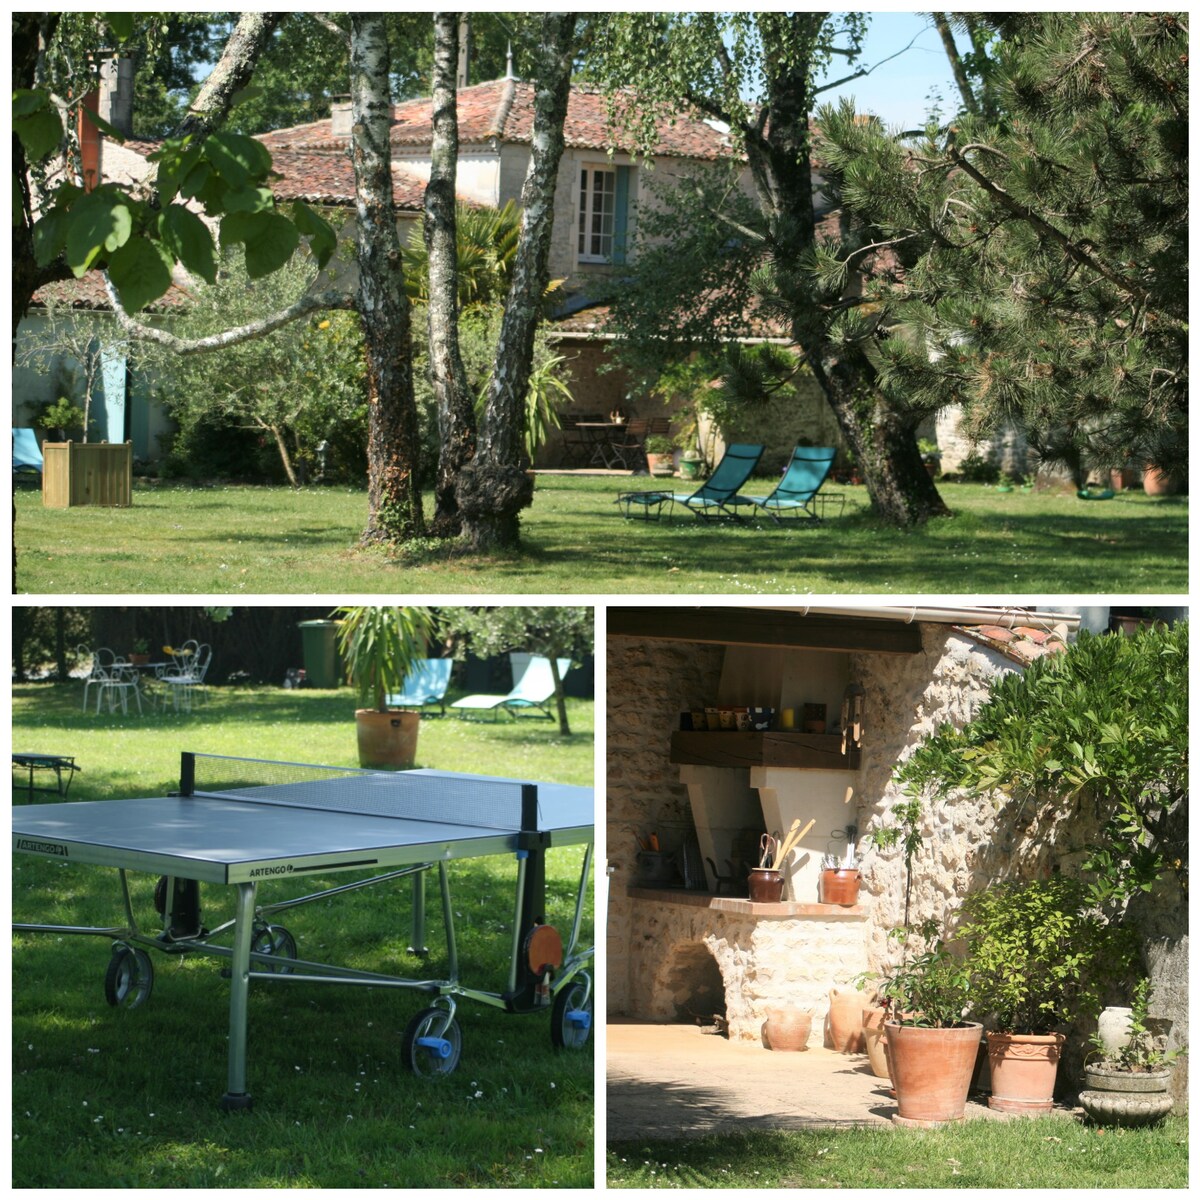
left=12, top=752, right=594, bottom=1111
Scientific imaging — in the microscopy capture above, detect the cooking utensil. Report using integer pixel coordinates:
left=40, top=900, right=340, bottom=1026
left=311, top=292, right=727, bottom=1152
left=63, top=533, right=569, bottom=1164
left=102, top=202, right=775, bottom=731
left=759, top=833, right=777, bottom=869
left=774, top=817, right=815, bottom=867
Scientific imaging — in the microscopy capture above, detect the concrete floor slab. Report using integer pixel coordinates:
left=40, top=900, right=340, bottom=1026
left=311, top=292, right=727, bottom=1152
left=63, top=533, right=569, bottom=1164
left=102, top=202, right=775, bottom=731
left=606, top=1021, right=1050, bottom=1142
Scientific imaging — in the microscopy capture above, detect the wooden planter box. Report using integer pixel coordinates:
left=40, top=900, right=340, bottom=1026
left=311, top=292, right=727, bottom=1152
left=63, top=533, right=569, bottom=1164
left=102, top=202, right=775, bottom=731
left=42, top=441, right=132, bottom=508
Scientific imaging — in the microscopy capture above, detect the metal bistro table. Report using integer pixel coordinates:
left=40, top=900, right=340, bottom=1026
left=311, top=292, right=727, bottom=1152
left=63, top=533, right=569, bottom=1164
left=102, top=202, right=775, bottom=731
left=574, top=422, right=628, bottom=469
left=12, top=752, right=594, bottom=1110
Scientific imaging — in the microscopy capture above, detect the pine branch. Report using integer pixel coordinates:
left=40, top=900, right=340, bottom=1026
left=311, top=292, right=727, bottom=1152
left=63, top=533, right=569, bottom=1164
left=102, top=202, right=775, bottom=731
left=948, top=143, right=1150, bottom=304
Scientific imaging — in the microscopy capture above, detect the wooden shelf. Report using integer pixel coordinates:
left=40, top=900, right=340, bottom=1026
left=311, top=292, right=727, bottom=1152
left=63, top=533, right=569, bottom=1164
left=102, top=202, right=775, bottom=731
left=669, top=730, right=861, bottom=771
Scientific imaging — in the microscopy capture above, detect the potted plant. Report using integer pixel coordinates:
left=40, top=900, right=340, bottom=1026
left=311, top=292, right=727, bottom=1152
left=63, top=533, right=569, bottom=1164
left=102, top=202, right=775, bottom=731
left=335, top=606, right=436, bottom=770
left=957, top=876, right=1137, bottom=1115
left=129, top=637, right=150, bottom=666
left=644, top=435, right=675, bottom=477
left=918, top=438, right=941, bottom=477
left=677, top=447, right=704, bottom=480
left=872, top=921, right=981, bottom=1127
left=1079, top=978, right=1184, bottom=1126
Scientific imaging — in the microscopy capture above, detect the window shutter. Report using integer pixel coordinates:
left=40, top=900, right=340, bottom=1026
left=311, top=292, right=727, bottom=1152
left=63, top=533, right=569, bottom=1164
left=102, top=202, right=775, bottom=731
left=612, top=166, right=631, bottom=265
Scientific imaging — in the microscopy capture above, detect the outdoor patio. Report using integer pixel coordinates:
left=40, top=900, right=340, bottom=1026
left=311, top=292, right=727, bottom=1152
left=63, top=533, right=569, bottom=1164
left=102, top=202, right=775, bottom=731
left=606, top=1021, right=1074, bottom=1141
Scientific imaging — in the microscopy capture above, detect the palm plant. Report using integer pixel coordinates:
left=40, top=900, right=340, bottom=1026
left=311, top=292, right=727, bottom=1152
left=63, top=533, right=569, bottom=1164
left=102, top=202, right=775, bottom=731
left=334, top=605, right=436, bottom=712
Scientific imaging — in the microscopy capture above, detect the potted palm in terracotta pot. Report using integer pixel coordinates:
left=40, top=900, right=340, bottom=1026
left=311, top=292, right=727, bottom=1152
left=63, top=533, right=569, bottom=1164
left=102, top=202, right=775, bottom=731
left=873, top=920, right=979, bottom=1128
left=335, top=605, right=436, bottom=770
left=958, top=876, right=1137, bottom=1116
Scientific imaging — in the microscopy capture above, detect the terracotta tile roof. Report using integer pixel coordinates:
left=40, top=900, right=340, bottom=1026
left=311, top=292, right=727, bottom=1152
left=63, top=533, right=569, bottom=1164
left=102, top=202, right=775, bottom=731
left=260, top=79, right=738, bottom=162
left=30, top=273, right=189, bottom=312
left=955, top=621, right=1073, bottom=666
left=108, top=137, right=435, bottom=211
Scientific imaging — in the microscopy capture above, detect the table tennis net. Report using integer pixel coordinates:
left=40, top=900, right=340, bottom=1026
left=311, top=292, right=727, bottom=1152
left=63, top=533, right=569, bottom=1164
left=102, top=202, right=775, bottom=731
left=184, top=753, right=534, bottom=832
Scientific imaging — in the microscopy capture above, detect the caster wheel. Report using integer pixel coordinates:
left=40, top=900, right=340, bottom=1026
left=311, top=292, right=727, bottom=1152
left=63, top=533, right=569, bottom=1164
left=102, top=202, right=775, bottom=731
left=250, top=924, right=297, bottom=973
left=402, top=1007, right=462, bottom=1077
left=105, top=946, right=154, bottom=1009
left=551, top=977, right=593, bottom=1050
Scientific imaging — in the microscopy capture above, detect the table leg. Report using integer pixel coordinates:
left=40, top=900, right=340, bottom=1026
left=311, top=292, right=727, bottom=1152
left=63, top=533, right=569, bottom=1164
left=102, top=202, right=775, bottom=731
left=221, top=881, right=257, bottom=1111
left=409, top=868, right=427, bottom=956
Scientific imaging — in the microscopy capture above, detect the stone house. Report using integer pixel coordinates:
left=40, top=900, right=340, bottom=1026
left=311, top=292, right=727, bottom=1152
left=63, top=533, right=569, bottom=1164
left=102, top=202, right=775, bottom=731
left=606, top=604, right=1187, bottom=1104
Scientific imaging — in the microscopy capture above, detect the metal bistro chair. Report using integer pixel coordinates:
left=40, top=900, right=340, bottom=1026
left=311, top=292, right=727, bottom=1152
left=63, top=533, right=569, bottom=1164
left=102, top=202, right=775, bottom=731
left=80, top=647, right=143, bottom=716
left=162, top=642, right=212, bottom=713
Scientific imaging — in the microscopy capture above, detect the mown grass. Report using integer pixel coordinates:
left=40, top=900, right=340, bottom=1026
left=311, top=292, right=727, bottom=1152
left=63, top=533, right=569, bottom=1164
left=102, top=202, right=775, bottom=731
left=13, top=475, right=1188, bottom=594
left=11, top=683, right=594, bottom=1188
left=606, top=1117, right=1188, bottom=1188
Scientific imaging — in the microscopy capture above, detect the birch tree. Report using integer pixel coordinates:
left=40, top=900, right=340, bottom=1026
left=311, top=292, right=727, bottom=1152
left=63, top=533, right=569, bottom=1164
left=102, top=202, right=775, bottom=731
left=348, top=13, right=424, bottom=543
left=424, top=12, right=477, bottom=537
left=456, top=11, right=578, bottom=551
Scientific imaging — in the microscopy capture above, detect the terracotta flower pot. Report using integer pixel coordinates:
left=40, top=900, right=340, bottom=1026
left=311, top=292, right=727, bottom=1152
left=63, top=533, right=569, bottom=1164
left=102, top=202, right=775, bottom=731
left=886, top=1021, right=983, bottom=1127
left=763, top=1008, right=813, bottom=1051
left=355, top=708, right=420, bottom=769
left=1141, top=466, right=1176, bottom=495
left=827, top=988, right=866, bottom=1052
left=986, top=1030, right=1066, bottom=1115
left=862, top=1006, right=891, bottom=1078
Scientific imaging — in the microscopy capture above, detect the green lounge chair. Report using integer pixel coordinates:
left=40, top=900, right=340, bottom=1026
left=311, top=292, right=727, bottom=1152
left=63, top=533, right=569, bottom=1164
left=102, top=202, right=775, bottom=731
left=617, top=443, right=764, bottom=521
left=384, top=657, right=453, bottom=715
left=730, top=445, right=839, bottom=524
left=451, top=655, right=572, bottom=721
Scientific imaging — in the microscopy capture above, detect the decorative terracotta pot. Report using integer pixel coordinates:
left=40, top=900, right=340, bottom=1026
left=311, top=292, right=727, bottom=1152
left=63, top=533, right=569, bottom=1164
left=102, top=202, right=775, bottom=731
left=886, top=1021, right=984, bottom=1127
left=748, top=868, right=784, bottom=903
left=827, top=988, right=866, bottom=1052
left=986, top=1031, right=1066, bottom=1115
left=355, top=709, right=420, bottom=769
left=1080, top=1065, right=1174, bottom=1127
left=1141, top=466, right=1176, bottom=495
left=763, top=1008, right=813, bottom=1051
left=862, top=1006, right=890, bottom=1078
left=820, top=868, right=860, bottom=906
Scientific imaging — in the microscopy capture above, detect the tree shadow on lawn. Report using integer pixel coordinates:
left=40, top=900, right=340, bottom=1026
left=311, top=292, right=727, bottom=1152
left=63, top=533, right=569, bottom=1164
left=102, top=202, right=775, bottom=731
left=529, top=503, right=1189, bottom=591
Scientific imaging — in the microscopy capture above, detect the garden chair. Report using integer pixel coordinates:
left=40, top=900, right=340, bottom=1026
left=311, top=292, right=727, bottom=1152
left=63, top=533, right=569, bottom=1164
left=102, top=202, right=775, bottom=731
left=729, top=445, right=840, bottom=525
left=13, top=428, right=43, bottom=474
left=384, top=657, right=454, bottom=715
left=557, top=413, right=603, bottom=467
left=80, top=647, right=143, bottom=716
left=162, top=642, right=212, bottom=712
left=451, top=655, right=572, bottom=721
left=616, top=443, right=764, bottom=522
left=611, top=418, right=650, bottom=472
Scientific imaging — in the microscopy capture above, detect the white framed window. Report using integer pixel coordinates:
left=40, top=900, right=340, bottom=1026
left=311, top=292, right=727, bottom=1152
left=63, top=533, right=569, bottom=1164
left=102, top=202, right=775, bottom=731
left=576, top=164, right=633, bottom=262
left=578, top=166, right=617, bottom=262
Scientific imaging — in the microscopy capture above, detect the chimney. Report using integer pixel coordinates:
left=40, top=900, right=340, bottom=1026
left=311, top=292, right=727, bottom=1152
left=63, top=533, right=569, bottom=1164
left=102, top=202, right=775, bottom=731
left=456, top=15, right=470, bottom=88
left=330, top=96, right=353, bottom=138
left=98, top=54, right=135, bottom=137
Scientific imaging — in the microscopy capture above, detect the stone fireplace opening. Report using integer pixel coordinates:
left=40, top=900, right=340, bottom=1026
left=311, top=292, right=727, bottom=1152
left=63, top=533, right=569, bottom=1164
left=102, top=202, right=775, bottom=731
left=661, top=942, right=727, bottom=1028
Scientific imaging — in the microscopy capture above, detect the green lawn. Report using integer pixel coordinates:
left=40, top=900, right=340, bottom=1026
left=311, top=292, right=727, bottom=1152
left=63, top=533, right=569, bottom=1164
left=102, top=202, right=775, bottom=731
left=11, top=684, right=594, bottom=1188
left=13, top=475, right=1188, bottom=594
left=607, top=1118, right=1188, bottom=1188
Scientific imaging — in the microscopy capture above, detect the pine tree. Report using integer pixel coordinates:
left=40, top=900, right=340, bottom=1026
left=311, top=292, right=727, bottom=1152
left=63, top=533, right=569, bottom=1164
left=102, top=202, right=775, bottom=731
left=817, top=12, right=1187, bottom=480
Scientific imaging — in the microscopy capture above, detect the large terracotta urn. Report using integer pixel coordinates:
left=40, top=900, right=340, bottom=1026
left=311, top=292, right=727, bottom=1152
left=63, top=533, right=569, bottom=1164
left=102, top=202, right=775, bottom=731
left=862, top=1006, right=890, bottom=1078
left=763, top=1008, right=813, bottom=1051
left=827, top=988, right=866, bottom=1052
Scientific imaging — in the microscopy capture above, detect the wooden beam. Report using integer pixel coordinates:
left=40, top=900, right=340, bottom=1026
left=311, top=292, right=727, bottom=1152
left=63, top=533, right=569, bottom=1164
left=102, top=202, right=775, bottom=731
left=608, top=607, right=921, bottom=655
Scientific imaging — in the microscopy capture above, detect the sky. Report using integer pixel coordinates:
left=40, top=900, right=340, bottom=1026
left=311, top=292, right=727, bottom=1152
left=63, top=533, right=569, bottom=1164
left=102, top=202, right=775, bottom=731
left=813, top=11, right=967, bottom=130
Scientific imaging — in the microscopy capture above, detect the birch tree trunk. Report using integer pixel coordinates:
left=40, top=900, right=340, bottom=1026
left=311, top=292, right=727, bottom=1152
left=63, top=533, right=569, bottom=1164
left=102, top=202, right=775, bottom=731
left=349, top=14, right=425, bottom=543
left=425, top=12, right=477, bottom=537
left=456, top=12, right=577, bottom=552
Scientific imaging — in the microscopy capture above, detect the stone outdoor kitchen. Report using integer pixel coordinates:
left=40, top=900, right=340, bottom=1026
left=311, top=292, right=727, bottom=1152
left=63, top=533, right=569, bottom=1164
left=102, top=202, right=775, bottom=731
left=604, top=604, right=1186, bottom=1077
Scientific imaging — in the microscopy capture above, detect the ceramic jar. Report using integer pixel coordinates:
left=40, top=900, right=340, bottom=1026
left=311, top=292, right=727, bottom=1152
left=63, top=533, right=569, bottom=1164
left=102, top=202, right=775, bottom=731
left=763, top=1008, right=813, bottom=1051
